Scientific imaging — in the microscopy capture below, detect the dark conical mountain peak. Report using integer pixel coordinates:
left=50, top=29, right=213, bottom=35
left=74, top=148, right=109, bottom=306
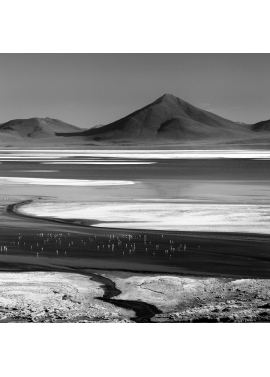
left=57, top=93, right=251, bottom=142
left=155, top=93, right=179, bottom=105
left=161, top=93, right=177, bottom=100
left=154, top=94, right=193, bottom=111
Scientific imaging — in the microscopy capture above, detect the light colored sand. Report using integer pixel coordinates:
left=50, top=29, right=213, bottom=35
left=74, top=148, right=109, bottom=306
left=19, top=201, right=270, bottom=234
left=0, top=272, right=132, bottom=322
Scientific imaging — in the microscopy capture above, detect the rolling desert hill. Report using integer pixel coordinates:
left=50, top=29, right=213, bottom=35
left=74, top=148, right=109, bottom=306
left=0, top=117, right=80, bottom=140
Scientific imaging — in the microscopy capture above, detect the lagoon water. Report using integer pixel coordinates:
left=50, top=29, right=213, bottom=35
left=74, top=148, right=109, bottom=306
left=0, top=150, right=270, bottom=278
left=0, top=150, right=269, bottom=236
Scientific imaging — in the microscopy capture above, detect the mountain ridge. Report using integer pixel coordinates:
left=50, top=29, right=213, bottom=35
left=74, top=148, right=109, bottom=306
left=0, top=94, right=269, bottom=146
left=0, top=117, right=80, bottom=139
left=55, top=93, right=257, bottom=142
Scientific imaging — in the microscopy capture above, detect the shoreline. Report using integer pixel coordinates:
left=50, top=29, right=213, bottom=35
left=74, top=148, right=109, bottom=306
left=0, top=197, right=269, bottom=279
left=1, top=198, right=270, bottom=322
left=11, top=199, right=270, bottom=241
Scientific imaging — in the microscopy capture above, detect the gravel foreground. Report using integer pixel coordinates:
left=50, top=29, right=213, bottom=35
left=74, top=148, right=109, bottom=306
left=1, top=271, right=270, bottom=323
left=0, top=272, right=131, bottom=323
left=107, top=273, right=270, bottom=322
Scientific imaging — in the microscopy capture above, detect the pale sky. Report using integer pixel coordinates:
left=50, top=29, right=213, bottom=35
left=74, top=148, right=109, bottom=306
left=0, top=54, right=269, bottom=128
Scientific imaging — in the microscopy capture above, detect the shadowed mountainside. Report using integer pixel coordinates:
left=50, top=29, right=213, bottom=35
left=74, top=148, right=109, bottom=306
left=252, top=119, right=270, bottom=132
left=55, top=94, right=270, bottom=144
left=0, top=94, right=269, bottom=146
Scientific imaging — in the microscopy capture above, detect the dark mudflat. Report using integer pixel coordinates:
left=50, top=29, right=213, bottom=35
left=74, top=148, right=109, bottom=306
left=0, top=199, right=269, bottom=279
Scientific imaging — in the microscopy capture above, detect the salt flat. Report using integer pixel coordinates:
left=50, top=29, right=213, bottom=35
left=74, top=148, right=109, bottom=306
left=18, top=201, right=270, bottom=234
left=1, top=149, right=270, bottom=160
left=0, top=177, right=136, bottom=186
left=0, top=151, right=270, bottom=323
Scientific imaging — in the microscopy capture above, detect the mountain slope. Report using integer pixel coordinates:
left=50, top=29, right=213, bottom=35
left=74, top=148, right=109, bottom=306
left=0, top=117, right=80, bottom=139
left=252, top=119, right=270, bottom=132
left=0, top=95, right=269, bottom=147
left=56, top=94, right=253, bottom=142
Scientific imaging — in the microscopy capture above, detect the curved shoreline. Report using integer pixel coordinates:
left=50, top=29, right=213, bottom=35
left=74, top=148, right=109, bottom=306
left=2, top=199, right=270, bottom=320
left=3, top=198, right=270, bottom=279
left=3, top=200, right=164, bottom=322
left=7, top=199, right=270, bottom=241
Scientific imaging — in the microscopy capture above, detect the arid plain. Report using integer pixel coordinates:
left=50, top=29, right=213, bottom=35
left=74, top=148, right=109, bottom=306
left=0, top=94, right=270, bottom=322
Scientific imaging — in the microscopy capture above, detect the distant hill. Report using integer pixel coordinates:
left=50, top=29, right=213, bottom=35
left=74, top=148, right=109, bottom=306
left=252, top=119, right=270, bottom=132
left=0, top=95, right=269, bottom=147
left=55, top=94, right=258, bottom=143
left=0, top=117, right=80, bottom=140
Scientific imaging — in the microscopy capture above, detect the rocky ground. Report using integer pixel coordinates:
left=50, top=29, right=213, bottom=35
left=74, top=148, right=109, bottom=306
left=102, top=272, right=270, bottom=322
left=0, top=272, right=132, bottom=322
left=1, top=271, right=270, bottom=322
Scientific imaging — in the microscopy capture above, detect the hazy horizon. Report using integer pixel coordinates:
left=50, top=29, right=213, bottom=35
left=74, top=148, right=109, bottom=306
left=0, top=54, right=270, bottom=128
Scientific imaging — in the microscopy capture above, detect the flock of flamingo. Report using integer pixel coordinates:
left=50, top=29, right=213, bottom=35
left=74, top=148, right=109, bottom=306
left=0, top=230, right=197, bottom=261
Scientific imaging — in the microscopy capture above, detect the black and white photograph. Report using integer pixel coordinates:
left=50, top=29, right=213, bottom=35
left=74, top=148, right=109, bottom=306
left=1, top=1, right=269, bottom=376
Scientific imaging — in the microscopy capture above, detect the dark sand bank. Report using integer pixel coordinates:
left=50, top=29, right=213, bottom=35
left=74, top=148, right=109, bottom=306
left=0, top=199, right=270, bottom=278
